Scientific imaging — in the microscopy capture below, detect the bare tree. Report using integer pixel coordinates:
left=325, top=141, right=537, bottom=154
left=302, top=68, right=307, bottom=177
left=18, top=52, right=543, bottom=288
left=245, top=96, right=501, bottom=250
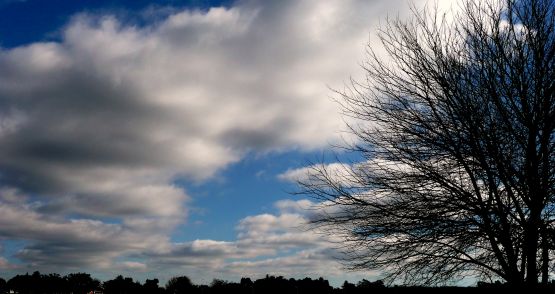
left=298, top=0, right=555, bottom=287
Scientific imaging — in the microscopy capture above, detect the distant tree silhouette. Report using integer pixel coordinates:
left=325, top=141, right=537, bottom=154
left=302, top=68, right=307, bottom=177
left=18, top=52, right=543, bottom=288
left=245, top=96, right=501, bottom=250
left=103, top=275, right=141, bottom=294
left=210, top=279, right=242, bottom=293
left=0, top=277, right=6, bottom=294
left=142, top=278, right=163, bottom=294
left=4, top=271, right=102, bottom=294
left=7, top=272, right=39, bottom=294
left=43, top=273, right=68, bottom=294
left=4, top=272, right=537, bottom=293
left=253, top=275, right=296, bottom=294
left=165, top=275, right=195, bottom=294
left=341, top=281, right=356, bottom=293
left=298, top=0, right=555, bottom=287
left=357, top=279, right=385, bottom=290
left=295, top=277, right=333, bottom=294
left=198, top=284, right=210, bottom=294
left=240, top=277, right=254, bottom=294
left=66, top=272, right=100, bottom=294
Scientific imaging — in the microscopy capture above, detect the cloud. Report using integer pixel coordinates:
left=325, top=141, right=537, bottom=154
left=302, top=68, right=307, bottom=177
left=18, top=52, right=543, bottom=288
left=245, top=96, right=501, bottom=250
left=0, top=244, right=17, bottom=270
left=278, top=162, right=356, bottom=187
left=274, top=199, right=315, bottom=214
left=223, top=248, right=350, bottom=279
left=0, top=0, right=380, bottom=230
left=0, top=0, right=450, bottom=281
left=146, top=201, right=325, bottom=263
left=0, top=198, right=171, bottom=271
left=115, top=261, right=148, bottom=272
left=138, top=198, right=378, bottom=285
left=0, top=257, right=16, bottom=270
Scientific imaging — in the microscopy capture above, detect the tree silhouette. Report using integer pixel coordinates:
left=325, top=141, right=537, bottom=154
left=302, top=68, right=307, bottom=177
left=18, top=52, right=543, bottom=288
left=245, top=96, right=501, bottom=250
left=3, top=271, right=534, bottom=293
left=239, top=277, right=254, bottom=294
left=103, top=275, right=141, bottom=294
left=296, top=277, right=333, bottom=294
left=165, top=275, right=195, bottom=294
left=0, top=277, right=6, bottom=294
left=43, top=273, right=68, bottom=294
left=341, top=281, right=356, bottom=293
left=298, top=0, right=555, bottom=287
left=66, top=272, right=100, bottom=294
left=6, top=272, right=39, bottom=294
left=142, top=278, right=163, bottom=294
left=253, top=275, right=296, bottom=294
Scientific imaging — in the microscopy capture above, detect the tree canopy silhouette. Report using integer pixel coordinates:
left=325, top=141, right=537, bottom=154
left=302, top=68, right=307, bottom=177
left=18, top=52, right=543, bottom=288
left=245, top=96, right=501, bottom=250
left=3, top=271, right=553, bottom=293
left=66, top=272, right=101, bottom=294
left=298, top=0, right=555, bottom=287
left=165, top=275, right=194, bottom=294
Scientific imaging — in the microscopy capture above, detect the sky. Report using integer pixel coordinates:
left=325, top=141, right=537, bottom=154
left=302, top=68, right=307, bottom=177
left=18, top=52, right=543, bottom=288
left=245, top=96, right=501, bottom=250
left=0, top=0, right=455, bottom=286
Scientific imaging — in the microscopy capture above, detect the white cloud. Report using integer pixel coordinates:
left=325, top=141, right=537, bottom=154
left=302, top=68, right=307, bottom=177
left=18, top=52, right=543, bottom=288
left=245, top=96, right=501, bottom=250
left=274, top=199, right=315, bottom=214
left=278, top=162, right=356, bottom=187
left=277, top=167, right=312, bottom=183
left=140, top=198, right=376, bottom=285
left=223, top=248, right=353, bottom=279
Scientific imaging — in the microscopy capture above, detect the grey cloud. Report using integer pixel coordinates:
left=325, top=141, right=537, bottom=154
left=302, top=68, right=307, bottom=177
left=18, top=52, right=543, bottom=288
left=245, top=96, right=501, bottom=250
left=161, top=240, right=238, bottom=258
left=0, top=200, right=170, bottom=270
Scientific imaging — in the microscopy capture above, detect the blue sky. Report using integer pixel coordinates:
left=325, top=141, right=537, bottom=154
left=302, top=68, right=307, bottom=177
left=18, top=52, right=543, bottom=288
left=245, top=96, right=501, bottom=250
left=0, top=0, right=444, bottom=286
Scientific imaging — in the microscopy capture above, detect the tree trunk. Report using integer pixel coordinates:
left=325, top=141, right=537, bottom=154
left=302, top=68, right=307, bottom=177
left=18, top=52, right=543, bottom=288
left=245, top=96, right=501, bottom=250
left=525, top=213, right=540, bottom=287
left=541, top=225, right=549, bottom=285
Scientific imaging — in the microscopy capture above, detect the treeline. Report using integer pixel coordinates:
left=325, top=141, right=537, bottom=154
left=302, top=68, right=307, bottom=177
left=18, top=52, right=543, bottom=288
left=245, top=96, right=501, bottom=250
left=0, top=271, right=545, bottom=294
left=0, top=272, right=385, bottom=294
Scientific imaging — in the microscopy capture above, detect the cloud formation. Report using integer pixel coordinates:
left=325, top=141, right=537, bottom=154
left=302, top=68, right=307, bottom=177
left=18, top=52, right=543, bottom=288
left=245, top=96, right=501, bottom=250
left=0, top=0, right=379, bottom=227
left=0, top=0, right=441, bottom=282
left=141, top=199, right=376, bottom=284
